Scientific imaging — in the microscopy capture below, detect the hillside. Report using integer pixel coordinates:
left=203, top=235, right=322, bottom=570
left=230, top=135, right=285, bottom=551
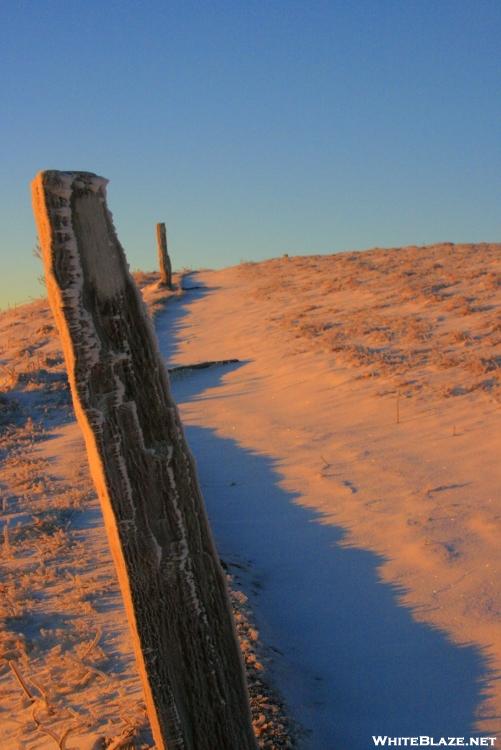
left=158, top=242, right=501, bottom=745
left=1, top=242, right=500, bottom=748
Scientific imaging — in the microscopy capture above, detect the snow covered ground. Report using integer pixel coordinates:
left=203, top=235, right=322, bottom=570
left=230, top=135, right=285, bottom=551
left=156, top=280, right=483, bottom=748
left=1, top=243, right=500, bottom=748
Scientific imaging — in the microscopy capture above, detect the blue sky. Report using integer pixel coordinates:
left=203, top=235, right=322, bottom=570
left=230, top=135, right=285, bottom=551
left=1, top=0, right=500, bottom=307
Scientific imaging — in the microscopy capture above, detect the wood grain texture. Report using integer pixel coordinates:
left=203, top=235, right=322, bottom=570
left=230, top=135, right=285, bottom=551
left=32, top=171, right=257, bottom=750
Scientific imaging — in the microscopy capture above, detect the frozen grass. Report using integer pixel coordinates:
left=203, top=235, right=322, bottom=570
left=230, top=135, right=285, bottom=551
left=0, top=271, right=294, bottom=749
left=242, top=243, right=501, bottom=403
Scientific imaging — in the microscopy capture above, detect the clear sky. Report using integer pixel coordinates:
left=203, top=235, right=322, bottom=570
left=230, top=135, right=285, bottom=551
left=1, top=0, right=500, bottom=307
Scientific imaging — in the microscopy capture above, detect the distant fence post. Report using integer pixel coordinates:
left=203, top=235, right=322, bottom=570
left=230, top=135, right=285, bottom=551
left=156, top=221, right=172, bottom=287
left=32, top=171, right=257, bottom=750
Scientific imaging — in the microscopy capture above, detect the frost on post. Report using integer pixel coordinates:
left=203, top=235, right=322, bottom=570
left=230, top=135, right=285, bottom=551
left=31, top=171, right=256, bottom=750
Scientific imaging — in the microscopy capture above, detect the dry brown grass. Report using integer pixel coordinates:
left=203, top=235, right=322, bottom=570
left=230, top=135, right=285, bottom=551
left=0, top=275, right=296, bottom=749
left=240, top=242, right=501, bottom=403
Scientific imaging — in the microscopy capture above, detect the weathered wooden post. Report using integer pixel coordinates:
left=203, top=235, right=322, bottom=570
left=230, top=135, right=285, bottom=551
left=31, top=171, right=257, bottom=750
left=156, top=221, right=172, bottom=287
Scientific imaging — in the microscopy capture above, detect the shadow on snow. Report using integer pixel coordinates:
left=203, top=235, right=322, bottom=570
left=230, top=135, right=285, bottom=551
left=156, top=280, right=487, bottom=749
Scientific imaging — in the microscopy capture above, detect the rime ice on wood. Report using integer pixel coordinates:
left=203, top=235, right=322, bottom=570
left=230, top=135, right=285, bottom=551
left=31, top=171, right=257, bottom=750
left=156, top=221, right=172, bottom=287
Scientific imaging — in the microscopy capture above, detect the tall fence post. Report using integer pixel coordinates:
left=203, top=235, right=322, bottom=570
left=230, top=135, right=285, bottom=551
left=32, top=171, right=257, bottom=750
left=156, top=221, right=172, bottom=287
